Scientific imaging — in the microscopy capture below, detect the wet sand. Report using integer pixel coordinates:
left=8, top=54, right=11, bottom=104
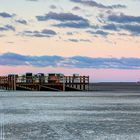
left=1, top=91, right=140, bottom=140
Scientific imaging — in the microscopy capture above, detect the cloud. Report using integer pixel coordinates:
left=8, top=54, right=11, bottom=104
left=87, top=30, right=109, bottom=36
left=70, top=0, right=126, bottom=9
left=36, top=12, right=88, bottom=22
left=68, top=38, right=91, bottom=42
left=80, top=39, right=91, bottom=42
left=119, top=24, right=140, bottom=35
left=72, top=6, right=81, bottom=11
left=67, top=32, right=74, bottom=35
left=50, top=5, right=57, bottom=9
left=102, top=23, right=140, bottom=36
left=68, top=39, right=79, bottom=42
left=108, top=13, right=140, bottom=23
left=98, top=13, right=140, bottom=36
left=0, top=52, right=63, bottom=67
left=0, top=12, right=14, bottom=18
left=0, top=25, right=15, bottom=32
left=19, top=29, right=57, bottom=37
left=102, top=24, right=118, bottom=31
left=15, top=19, right=28, bottom=25
left=54, top=21, right=90, bottom=28
left=36, top=12, right=91, bottom=29
left=1, top=52, right=140, bottom=69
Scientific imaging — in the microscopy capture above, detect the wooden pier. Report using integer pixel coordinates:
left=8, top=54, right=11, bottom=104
left=0, top=73, right=89, bottom=91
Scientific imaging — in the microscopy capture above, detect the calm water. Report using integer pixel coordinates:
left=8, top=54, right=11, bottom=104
left=0, top=91, right=140, bottom=140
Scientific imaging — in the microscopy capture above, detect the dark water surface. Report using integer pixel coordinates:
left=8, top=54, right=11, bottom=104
left=0, top=91, right=140, bottom=140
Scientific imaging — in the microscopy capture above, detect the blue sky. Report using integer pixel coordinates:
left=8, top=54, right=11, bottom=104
left=0, top=0, right=140, bottom=81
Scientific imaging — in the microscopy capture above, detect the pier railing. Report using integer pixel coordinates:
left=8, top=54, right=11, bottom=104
left=0, top=75, right=89, bottom=91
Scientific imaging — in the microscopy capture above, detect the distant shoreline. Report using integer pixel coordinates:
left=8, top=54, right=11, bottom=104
left=89, top=82, right=140, bottom=91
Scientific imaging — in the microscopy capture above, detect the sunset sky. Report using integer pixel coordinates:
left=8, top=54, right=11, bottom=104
left=0, top=0, right=140, bottom=82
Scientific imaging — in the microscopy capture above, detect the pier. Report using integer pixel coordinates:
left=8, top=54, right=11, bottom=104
left=0, top=73, right=89, bottom=91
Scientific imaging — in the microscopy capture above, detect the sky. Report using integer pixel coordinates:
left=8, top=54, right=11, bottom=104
left=0, top=0, right=140, bottom=82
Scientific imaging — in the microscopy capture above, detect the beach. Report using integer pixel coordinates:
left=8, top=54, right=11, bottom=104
left=0, top=91, right=140, bottom=140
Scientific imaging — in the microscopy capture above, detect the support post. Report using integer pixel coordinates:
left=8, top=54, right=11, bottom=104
left=13, top=75, right=16, bottom=90
left=87, top=76, right=89, bottom=91
left=83, top=76, right=85, bottom=90
left=80, top=76, right=82, bottom=90
left=63, top=76, right=65, bottom=91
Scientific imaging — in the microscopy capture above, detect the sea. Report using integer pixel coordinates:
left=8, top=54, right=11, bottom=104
left=0, top=91, right=140, bottom=140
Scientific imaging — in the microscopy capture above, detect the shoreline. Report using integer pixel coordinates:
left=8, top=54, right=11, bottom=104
left=89, top=82, right=140, bottom=91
